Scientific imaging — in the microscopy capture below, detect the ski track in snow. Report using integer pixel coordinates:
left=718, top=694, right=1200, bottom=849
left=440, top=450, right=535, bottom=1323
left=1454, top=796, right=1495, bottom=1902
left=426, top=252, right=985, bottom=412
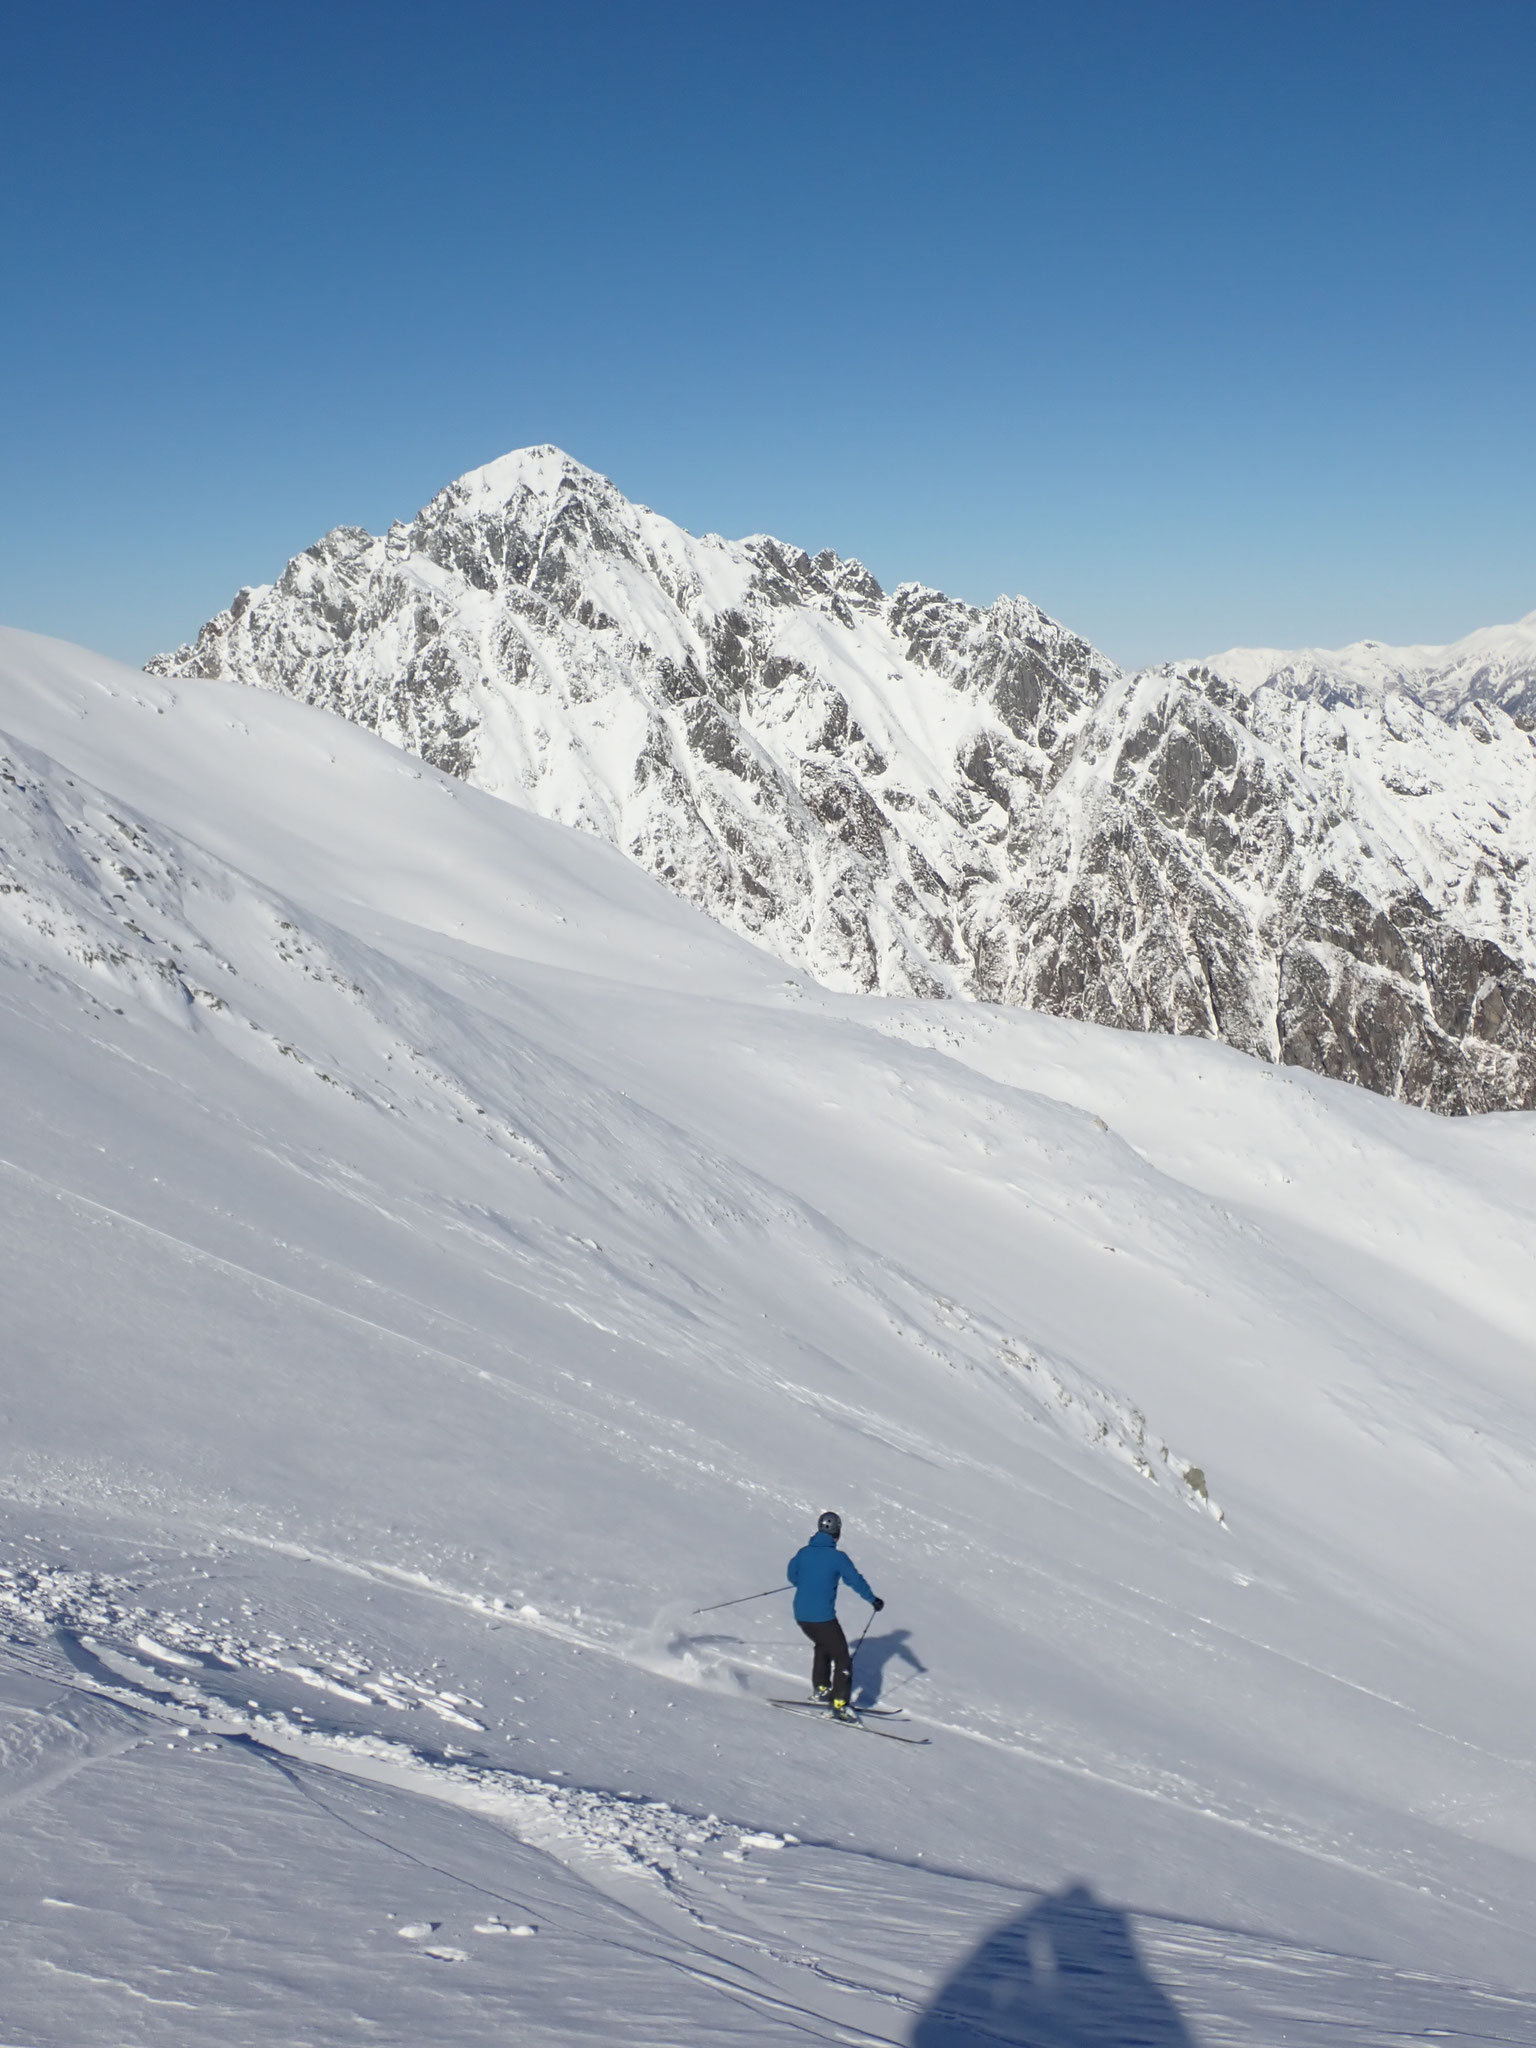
left=5, top=1532, right=1535, bottom=1949
left=8, top=1588, right=1536, bottom=2048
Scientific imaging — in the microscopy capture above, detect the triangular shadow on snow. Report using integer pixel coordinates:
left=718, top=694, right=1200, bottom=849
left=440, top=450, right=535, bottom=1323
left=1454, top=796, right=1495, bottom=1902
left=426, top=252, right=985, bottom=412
left=911, top=1883, right=1196, bottom=2047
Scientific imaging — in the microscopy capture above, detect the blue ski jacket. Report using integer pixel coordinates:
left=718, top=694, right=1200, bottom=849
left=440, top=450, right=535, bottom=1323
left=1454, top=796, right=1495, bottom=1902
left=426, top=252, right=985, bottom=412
left=786, top=1530, right=877, bottom=1624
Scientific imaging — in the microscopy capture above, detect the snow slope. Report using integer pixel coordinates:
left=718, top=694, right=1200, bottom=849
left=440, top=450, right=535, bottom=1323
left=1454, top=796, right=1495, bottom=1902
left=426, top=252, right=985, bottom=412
left=148, top=447, right=1536, bottom=1114
left=4, top=624, right=1536, bottom=2044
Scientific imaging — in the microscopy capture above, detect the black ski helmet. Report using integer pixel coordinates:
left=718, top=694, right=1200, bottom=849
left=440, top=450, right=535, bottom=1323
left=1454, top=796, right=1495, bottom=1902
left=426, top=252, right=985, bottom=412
left=817, top=1510, right=843, bottom=1539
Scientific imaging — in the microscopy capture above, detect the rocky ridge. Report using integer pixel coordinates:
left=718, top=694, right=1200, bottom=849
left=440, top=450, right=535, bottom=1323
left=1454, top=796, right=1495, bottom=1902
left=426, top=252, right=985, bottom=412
left=148, top=447, right=1536, bottom=1111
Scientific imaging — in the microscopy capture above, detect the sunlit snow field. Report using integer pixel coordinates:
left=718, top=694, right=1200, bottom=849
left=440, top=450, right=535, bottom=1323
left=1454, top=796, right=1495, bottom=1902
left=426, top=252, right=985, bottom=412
left=2, top=625, right=1535, bottom=2045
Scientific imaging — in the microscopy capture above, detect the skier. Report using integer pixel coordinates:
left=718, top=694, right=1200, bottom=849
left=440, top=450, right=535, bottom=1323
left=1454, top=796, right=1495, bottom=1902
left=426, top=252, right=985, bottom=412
left=787, top=1510, right=883, bottom=1720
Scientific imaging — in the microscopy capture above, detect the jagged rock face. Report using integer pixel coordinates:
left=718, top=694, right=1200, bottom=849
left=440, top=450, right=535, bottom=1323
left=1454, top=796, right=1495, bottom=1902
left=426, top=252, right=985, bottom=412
left=149, top=447, right=1536, bottom=1112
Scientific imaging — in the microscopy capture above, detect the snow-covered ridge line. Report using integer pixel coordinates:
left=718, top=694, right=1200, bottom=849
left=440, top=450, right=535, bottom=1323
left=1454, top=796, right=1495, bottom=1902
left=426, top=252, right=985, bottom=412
left=148, top=447, right=1536, bottom=1110
left=1205, top=608, right=1536, bottom=722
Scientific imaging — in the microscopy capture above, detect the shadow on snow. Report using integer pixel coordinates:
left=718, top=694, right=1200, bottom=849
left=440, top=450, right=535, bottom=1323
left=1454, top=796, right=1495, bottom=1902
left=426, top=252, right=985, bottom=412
left=852, top=1626, right=927, bottom=1706
left=912, top=1883, right=1196, bottom=2047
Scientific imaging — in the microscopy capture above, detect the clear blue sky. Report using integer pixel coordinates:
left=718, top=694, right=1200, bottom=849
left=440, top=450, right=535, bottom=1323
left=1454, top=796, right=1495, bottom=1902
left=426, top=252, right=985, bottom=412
left=2, top=0, right=1532, bottom=669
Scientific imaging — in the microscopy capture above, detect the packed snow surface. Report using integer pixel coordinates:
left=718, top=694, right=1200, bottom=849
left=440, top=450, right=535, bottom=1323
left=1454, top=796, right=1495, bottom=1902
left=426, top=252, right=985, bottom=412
left=4, top=624, right=1536, bottom=2043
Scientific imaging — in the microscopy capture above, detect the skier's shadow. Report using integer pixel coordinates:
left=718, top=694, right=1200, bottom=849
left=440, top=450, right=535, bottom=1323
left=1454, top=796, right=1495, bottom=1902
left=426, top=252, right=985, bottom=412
left=911, top=1883, right=1195, bottom=2046
left=851, top=1627, right=927, bottom=1706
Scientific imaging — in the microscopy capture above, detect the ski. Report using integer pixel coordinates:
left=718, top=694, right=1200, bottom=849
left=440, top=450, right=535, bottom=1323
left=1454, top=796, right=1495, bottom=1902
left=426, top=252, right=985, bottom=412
left=768, top=1700, right=929, bottom=1743
left=767, top=1696, right=907, bottom=1717
left=837, top=1717, right=929, bottom=1744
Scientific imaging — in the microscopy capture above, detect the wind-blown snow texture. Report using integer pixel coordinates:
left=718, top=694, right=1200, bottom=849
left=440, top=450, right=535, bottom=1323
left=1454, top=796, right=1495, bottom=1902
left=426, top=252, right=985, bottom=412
left=5, top=624, right=1536, bottom=2043
left=150, top=447, right=1536, bottom=1113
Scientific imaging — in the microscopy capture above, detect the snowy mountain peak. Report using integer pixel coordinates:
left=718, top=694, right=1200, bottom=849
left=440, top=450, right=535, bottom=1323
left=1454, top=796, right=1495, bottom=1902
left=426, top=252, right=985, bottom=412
left=149, top=460, right=1536, bottom=1112
left=426, top=445, right=668, bottom=546
left=445, top=442, right=605, bottom=505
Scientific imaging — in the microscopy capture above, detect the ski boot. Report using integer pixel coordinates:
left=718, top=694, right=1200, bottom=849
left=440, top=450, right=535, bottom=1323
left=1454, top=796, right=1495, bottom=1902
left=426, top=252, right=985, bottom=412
left=830, top=1697, right=859, bottom=1723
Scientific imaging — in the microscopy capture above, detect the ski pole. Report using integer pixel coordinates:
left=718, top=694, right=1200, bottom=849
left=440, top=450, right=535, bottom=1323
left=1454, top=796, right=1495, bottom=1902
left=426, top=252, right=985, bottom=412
left=690, top=1584, right=790, bottom=1616
left=847, top=1607, right=881, bottom=1700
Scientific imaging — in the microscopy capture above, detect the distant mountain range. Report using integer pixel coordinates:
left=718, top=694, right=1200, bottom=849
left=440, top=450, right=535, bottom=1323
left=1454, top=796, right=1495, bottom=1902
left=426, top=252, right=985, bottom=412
left=1205, top=613, right=1536, bottom=726
left=149, top=448, right=1536, bottom=1112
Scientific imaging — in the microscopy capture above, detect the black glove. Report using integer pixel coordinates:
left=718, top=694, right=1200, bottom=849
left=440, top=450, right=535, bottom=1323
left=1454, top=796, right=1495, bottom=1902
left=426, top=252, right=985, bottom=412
left=871, top=1596, right=885, bottom=1612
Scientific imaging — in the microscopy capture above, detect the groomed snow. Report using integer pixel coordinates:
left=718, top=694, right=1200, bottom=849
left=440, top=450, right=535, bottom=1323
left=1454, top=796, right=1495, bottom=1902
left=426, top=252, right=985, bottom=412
left=3, top=624, right=1536, bottom=2044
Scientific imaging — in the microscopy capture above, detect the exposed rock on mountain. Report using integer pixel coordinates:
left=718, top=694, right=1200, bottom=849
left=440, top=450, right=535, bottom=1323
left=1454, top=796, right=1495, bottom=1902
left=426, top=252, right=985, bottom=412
left=149, top=448, right=1536, bottom=1111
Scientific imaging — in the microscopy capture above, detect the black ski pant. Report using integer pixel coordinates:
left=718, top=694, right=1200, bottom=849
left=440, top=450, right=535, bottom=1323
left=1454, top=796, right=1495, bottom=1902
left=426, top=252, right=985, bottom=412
left=798, top=1618, right=852, bottom=1702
